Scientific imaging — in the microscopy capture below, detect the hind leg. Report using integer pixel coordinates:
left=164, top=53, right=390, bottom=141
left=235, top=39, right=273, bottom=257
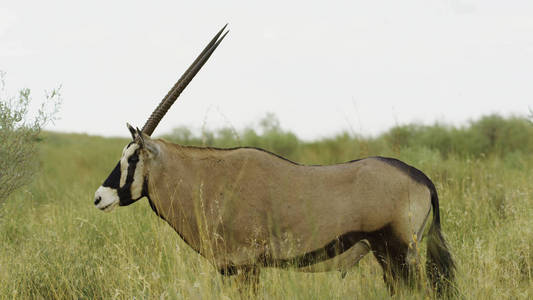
left=405, top=242, right=423, bottom=290
left=406, top=216, right=432, bottom=289
left=405, top=204, right=433, bottom=289
left=368, top=228, right=411, bottom=294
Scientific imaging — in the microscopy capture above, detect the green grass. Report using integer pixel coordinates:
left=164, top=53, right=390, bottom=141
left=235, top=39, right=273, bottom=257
left=1, top=125, right=532, bottom=299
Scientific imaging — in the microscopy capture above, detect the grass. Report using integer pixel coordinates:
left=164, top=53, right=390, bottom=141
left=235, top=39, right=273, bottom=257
left=0, top=126, right=532, bottom=299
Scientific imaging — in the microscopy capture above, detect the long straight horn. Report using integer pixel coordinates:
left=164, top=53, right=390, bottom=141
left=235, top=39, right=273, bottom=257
left=141, top=24, right=229, bottom=136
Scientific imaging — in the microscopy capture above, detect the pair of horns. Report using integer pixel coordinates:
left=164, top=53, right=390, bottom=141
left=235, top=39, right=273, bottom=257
left=141, top=24, right=229, bottom=136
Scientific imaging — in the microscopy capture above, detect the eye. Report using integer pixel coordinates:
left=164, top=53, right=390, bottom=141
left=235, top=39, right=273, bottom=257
left=128, top=156, right=139, bottom=163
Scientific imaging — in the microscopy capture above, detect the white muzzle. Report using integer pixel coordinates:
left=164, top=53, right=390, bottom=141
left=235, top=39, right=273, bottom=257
left=94, top=186, right=119, bottom=212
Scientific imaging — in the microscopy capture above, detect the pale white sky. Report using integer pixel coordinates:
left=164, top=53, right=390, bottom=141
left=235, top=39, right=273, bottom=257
left=1, top=0, right=532, bottom=140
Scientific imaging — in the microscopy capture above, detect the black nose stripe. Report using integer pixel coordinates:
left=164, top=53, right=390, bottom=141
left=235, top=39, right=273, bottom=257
left=94, top=196, right=102, bottom=205
left=102, top=162, right=121, bottom=188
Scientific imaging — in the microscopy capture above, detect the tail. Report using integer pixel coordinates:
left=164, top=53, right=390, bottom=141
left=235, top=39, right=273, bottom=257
left=426, top=187, right=457, bottom=297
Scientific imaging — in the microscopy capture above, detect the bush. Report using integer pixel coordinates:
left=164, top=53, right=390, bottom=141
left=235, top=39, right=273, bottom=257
left=161, top=111, right=533, bottom=164
left=0, top=72, right=61, bottom=202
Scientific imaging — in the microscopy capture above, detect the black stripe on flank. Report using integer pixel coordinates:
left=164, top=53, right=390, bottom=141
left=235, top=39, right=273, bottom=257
left=258, top=231, right=366, bottom=268
left=217, top=225, right=399, bottom=276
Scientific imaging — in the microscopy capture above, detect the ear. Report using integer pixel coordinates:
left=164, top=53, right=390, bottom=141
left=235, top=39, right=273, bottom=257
left=135, top=127, right=145, bottom=148
left=126, top=123, right=137, bottom=140
left=135, top=127, right=159, bottom=155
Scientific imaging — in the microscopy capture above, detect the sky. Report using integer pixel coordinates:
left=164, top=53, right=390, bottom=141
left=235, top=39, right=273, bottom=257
left=1, top=0, right=532, bottom=140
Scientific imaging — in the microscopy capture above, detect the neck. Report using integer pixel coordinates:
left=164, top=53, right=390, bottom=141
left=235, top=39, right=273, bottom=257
left=143, top=141, right=206, bottom=254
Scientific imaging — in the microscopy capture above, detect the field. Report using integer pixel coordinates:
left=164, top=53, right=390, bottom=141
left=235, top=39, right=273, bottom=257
left=1, top=115, right=532, bottom=299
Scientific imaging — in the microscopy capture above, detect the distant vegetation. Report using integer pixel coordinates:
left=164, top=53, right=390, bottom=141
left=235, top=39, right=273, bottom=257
left=0, top=112, right=531, bottom=298
left=162, top=112, right=533, bottom=163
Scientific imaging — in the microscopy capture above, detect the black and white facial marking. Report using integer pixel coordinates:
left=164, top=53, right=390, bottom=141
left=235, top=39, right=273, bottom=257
left=94, top=141, right=147, bottom=211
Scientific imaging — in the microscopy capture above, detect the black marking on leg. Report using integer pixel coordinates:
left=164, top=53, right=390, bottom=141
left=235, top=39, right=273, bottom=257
left=340, top=270, right=348, bottom=279
left=366, top=224, right=411, bottom=293
left=220, top=265, right=238, bottom=276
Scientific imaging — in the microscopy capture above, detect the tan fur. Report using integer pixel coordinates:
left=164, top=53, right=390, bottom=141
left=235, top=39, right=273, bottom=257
left=142, top=138, right=432, bottom=271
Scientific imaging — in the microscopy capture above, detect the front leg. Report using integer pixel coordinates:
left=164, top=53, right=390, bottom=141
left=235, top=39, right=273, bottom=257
left=235, top=265, right=260, bottom=295
left=219, top=264, right=261, bottom=295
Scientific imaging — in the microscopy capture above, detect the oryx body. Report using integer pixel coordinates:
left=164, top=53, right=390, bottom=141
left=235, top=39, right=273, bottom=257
left=141, top=141, right=431, bottom=270
left=94, top=25, right=455, bottom=296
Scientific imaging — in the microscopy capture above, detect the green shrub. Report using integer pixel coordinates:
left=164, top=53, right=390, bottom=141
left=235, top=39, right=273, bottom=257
left=380, top=115, right=533, bottom=159
left=0, top=72, right=61, bottom=202
left=162, top=111, right=533, bottom=165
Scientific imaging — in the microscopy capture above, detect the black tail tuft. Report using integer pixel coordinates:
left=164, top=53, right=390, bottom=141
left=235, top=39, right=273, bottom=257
left=426, top=190, right=457, bottom=298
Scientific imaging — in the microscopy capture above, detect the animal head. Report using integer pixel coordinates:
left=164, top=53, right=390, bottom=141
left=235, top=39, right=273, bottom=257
left=94, top=124, right=159, bottom=211
left=94, top=25, right=228, bottom=211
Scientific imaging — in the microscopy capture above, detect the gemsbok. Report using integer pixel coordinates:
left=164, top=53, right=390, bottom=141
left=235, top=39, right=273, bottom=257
left=94, top=25, right=456, bottom=296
